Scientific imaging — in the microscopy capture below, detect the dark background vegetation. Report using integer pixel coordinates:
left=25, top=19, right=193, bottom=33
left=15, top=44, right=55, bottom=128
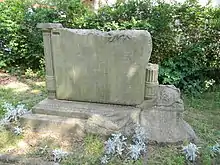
left=0, top=0, right=219, bottom=94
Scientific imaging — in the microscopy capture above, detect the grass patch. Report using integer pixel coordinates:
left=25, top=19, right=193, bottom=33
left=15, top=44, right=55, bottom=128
left=0, top=80, right=46, bottom=114
left=62, top=134, right=104, bottom=165
left=183, top=88, right=220, bottom=165
left=26, top=136, right=62, bottom=161
left=84, top=134, right=104, bottom=157
left=0, top=128, right=23, bottom=153
left=147, top=145, right=185, bottom=165
left=0, top=74, right=47, bottom=156
left=184, top=87, right=219, bottom=144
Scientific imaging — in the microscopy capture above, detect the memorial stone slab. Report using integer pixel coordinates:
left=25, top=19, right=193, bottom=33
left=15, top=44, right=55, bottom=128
left=19, top=23, right=197, bottom=144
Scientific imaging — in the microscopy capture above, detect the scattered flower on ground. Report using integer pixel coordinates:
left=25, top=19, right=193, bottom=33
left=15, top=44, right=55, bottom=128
left=0, top=102, right=28, bottom=124
left=104, top=133, right=127, bottom=156
left=101, top=155, right=110, bottom=164
left=102, top=126, right=148, bottom=164
left=52, top=149, right=69, bottom=162
left=182, top=142, right=200, bottom=162
left=13, top=126, right=23, bottom=135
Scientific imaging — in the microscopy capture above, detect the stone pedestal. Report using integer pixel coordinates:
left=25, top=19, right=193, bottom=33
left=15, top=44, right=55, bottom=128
left=20, top=23, right=197, bottom=143
left=140, top=85, right=197, bottom=142
left=21, top=85, right=197, bottom=143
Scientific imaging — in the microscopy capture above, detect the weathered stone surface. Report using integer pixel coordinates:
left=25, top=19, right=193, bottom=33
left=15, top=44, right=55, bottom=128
left=140, top=109, right=197, bottom=143
left=37, top=24, right=63, bottom=99
left=144, top=63, right=159, bottom=100
left=20, top=113, right=86, bottom=138
left=155, top=85, right=185, bottom=112
left=37, top=23, right=63, bottom=30
left=139, top=85, right=184, bottom=110
left=33, top=23, right=197, bottom=143
left=27, top=95, right=197, bottom=143
left=139, top=85, right=197, bottom=142
left=31, top=99, right=141, bottom=136
left=145, top=63, right=159, bottom=83
left=33, top=98, right=139, bottom=119
left=86, top=115, right=119, bottom=135
left=51, top=28, right=152, bottom=105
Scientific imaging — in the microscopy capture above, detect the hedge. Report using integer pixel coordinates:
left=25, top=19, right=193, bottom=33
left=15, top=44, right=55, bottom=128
left=0, top=0, right=219, bottom=93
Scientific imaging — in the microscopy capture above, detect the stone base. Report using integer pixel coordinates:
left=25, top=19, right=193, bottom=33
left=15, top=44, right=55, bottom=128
left=140, top=110, right=197, bottom=143
left=21, top=98, right=140, bottom=136
left=20, top=85, right=197, bottom=143
left=20, top=112, right=86, bottom=138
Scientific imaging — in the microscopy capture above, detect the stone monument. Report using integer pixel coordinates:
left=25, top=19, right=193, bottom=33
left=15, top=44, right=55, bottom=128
left=21, top=23, right=197, bottom=143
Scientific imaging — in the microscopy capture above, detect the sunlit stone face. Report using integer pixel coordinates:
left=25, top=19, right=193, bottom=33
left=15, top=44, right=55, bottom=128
left=51, top=29, right=152, bottom=105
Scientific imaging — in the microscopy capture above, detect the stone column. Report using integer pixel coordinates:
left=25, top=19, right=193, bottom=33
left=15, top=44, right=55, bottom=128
left=144, top=63, right=159, bottom=100
left=37, top=23, right=63, bottom=99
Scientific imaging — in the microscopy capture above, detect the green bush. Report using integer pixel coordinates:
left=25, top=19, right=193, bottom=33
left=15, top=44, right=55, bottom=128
left=0, top=0, right=219, bottom=93
left=0, top=0, right=59, bottom=70
left=159, top=1, right=220, bottom=93
left=0, top=0, right=27, bottom=68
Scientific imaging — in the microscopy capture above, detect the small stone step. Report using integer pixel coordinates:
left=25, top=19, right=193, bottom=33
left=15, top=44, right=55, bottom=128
left=32, top=98, right=138, bottom=118
left=20, top=113, right=86, bottom=137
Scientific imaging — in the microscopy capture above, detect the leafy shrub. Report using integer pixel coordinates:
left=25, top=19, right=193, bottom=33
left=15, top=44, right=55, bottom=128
left=0, top=0, right=59, bottom=70
left=0, top=0, right=219, bottom=93
left=159, top=1, right=220, bottom=93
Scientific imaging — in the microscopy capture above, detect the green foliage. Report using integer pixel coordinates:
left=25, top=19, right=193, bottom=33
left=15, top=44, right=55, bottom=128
left=0, top=0, right=219, bottom=93
left=159, top=1, right=220, bottom=94
left=0, top=0, right=59, bottom=70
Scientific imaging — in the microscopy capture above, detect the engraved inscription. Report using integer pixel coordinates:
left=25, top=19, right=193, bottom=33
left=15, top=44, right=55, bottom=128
left=108, top=34, right=131, bottom=42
